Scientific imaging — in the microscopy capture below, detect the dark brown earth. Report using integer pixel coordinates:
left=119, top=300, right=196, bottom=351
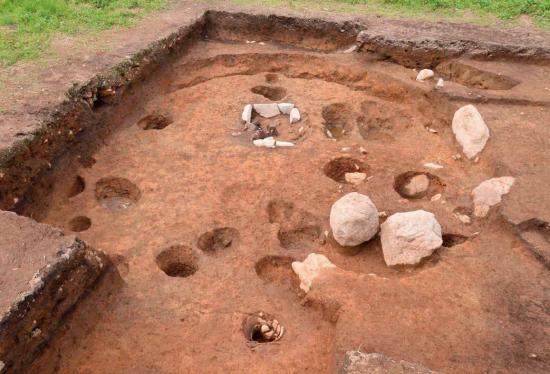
left=0, top=3, right=549, bottom=374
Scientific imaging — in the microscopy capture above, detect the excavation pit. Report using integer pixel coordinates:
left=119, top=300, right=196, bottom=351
left=197, top=227, right=239, bottom=252
left=95, top=177, right=141, bottom=210
left=155, top=245, right=198, bottom=278
left=393, top=171, right=444, bottom=199
left=1, top=9, right=549, bottom=374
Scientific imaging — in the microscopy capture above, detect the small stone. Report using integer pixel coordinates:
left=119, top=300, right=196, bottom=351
left=242, top=104, right=253, bottom=122
left=341, top=351, right=441, bottom=374
left=326, top=129, right=334, bottom=138
left=278, top=103, right=294, bottom=114
left=423, top=162, right=443, bottom=169
left=416, top=69, right=434, bottom=81
left=452, top=104, right=490, bottom=159
left=275, top=326, right=285, bottom=340
left=259, top=42, right=265, bottom=45
left=253, top=137, right=276, bottom=148
left=330, top=192, right=379, bottom=246
left=472, top=176, right=515, bottom=217
left=378, top=211, right=387, bottom=218
left=427, top=127, right=438, bottom=133
left=260, top=324, right=270, bottom=333
left=343, top=44, right=358, bottom=53
left=290, top=108, right=301, bottom=124
left=359, top=146, right=367, bottom=155
left=430, top=193, right=442, bottom=202
left=291, top=253, right=336, bottom=293
left=380, top=210, right=443, bottom=266
left=341, top=147, right=352, bottom=153
left=253, top=103, right=280, bottom=118
left=403, top=174, right=430, bottom=196
left=452, top=154, right=462, bottom=161
left=263, top=330, right=274, bottom=339
left=436, top=78, right=444, bottom=89
left=455, top=213, right=471, bottom=224
left=344, top=172, right=367, bottom=185
left=231, top=132, right=241, bottom=137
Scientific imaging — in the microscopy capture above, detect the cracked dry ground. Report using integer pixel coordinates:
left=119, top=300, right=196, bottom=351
left=29, top=41, right=549, bottom=373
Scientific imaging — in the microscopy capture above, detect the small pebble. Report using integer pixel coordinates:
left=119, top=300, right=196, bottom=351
left=424, top=162, right=443, bottom=169
left=430, top=194, right=442, bottom=202
left=455, top=213, right=471, bottom=224
left=260, top=325, right=270, bottom=333
left=359, top=146, right=367, bottom=155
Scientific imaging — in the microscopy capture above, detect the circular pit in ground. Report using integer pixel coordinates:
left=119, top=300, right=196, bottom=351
left=95, top=177, right=141, bottom=210
left=156, top=245, right=198, bottom=278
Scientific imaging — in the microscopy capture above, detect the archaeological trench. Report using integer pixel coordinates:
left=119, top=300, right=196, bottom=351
left=0, top=10, right=549, bottom=374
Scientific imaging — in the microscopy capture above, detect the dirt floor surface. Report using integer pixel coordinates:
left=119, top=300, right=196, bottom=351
left=24, top=38, right=550, bottom=373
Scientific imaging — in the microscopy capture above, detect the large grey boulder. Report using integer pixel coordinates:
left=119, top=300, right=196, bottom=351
left=380, top=210, right=442, bottom=266
left=330, top=192, right=380, bottom=246
left=472, top=176, right=515, bottom=217
left=452, top=104, right=490, bottom=159
left=340, top=351, right=442, bottom=374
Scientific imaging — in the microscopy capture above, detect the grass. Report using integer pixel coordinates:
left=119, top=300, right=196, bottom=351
left=234, top=0, right=550, bottom=27
left=1, top=0, right=548, bottom=65
left=0, top=0, right=167, bottom=65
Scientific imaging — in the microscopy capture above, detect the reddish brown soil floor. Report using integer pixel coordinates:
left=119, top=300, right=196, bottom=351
left=25, top=40, right=550, bottom=373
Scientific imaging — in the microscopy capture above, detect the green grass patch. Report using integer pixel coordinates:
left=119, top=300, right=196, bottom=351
left=0, top=0, right=167, bottom=65
left=233, top=0, right=549, bottom=27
